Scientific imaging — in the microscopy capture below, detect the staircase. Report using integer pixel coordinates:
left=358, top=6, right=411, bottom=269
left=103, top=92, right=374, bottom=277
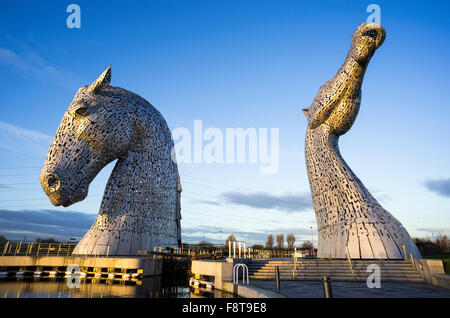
left=248, top=259, right=424, bottom=283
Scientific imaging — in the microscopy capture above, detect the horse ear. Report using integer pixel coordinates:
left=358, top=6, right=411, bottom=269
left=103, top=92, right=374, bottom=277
left=88, top=66, right=111, bottom=93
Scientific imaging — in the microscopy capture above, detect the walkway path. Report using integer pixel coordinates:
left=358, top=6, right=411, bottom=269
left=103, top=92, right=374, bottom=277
left=249, top=279, right=450, bottom=298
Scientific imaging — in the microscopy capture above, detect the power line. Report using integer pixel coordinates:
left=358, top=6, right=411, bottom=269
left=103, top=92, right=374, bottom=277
left=0, top=166, right=279, bottom=193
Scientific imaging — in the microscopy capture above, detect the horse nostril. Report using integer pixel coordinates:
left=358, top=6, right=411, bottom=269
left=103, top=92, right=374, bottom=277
left=46, top=174, right=60, bottom=192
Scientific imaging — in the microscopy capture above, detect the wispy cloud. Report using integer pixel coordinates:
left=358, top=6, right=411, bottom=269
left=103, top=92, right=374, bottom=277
left=0, top=42, right=77, bottom=89
left=195, top=200, right=221, bottom=206
left=369, top=188, right=392, bottom=203
left=181, top=224, right=315, bottom=246
left=0, top=121, right=52, bottom=157
left=0, top=209, right=96, bottom=241
left=416, top=227, right=450, bottom=235
left=0, top=209, right=316, bottom=245
left=221, top=191, right=313, bottom=212
left=423, top=178, right=450, bottom=198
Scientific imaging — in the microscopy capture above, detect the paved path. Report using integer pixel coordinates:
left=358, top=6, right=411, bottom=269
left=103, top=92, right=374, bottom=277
left=249, top=280, right=450, bottom=298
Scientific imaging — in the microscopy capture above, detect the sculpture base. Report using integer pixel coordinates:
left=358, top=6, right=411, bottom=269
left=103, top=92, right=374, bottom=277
left=72, top=231, right=178, bottom=256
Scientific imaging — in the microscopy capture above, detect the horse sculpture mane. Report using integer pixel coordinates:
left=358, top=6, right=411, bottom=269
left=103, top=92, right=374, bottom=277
left=303, top=23, right=421, bottom=259
left=40, top=66, right=181, bottom=255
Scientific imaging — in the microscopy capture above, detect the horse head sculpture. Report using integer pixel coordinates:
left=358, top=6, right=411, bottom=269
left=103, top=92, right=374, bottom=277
left=40, top=66, right=181, bottom=255
left=303, top=23, right=421, bottom=259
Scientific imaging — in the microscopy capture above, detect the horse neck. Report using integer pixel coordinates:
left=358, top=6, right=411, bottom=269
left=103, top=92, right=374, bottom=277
left=98, top=110, right=177, bottom=217
left=305, top=124, right=380, bottom=218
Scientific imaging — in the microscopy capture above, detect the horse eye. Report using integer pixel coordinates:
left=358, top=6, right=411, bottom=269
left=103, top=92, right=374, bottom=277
left=75, top=107, right=89, bottom=117
left=363, top=29, right=378, bottom=40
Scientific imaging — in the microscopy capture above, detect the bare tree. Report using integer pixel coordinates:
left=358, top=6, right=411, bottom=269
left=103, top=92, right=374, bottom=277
left=276, top=234, right=284, bottom=249
left=301, top=241, right=313, bottom=250
left=197, top=241, right=214, bottom=251
left=435, top=235, right=450, bottom=252
left=265, top=234, right=274, bottom=249
left=286, top=233, right=296, bottom=250
left=225, top=234, right=236, bottom=248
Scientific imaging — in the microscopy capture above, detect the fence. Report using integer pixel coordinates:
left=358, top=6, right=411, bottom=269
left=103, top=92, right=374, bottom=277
left=1, top=241, right=77, bottom=257
left=0, top=241, right=316, bottom=259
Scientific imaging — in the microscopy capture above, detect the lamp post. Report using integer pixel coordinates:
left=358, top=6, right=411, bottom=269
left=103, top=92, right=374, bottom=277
left=310, top=226, right=314, bottom=257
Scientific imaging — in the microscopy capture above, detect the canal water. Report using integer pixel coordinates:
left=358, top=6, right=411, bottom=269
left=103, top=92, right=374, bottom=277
left=0, top=275, right=234, bottom=298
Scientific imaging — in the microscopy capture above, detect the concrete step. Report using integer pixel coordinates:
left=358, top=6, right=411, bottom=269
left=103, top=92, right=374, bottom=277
left=252, top=261, right=406, bottom=264
left=248, top=264, right=415, bottom=269
left=250, top=269, right=422, bottom=276
left=248, top=263, right=416, bottom=269
left=249, top=270, right=420, bottom=276
left=249, top=264, right=416, bottom=269
left=249, top=276, right=425, bottom=283
left=249, top=273, right=422, bottom=279
left=252, top=259, right=411, bottom=262
left=246, top=260, right=423, bottom=283
left=253, top=268, right=416, bottom=272
left=251, top=262, right=413, bottom=267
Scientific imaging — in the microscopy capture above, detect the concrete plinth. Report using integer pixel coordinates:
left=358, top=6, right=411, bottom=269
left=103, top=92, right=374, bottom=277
left=0, top=256, right=162, bottom=277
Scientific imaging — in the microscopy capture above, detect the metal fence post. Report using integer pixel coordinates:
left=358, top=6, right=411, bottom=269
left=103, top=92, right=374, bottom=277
left=2, top=241, right=9, bottom=256
left=275, top=266, right=280, bottom=291
left=322, top=276, right=332, bottom=298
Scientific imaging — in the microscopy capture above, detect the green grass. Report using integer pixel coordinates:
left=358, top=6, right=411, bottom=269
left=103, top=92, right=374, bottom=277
left=423, top=253, right=450, bottom=260
left=442, top=260, right=450, bottom=274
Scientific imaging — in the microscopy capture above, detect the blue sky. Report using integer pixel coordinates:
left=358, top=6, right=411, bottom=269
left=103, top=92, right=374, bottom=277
left=0, top=0, right=449, bottom=245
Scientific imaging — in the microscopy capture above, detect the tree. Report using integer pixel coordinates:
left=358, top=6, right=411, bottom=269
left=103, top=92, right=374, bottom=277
left=36, top=238, right=59, bottom=243
left=265, top=234, right=274, bottom=249
left=286, top=233, right=296, bottom=250
left=301, top=241, right=313, bottom=250
left=252, top=244, right=264, bottom=249
left=435, top=235, right=450, bottom=252
left=225, top=234, right=236, bottom=248
left=413, top=236, right=449, bottom=255
left=197, top=240, right=214, bottom=250
left=276, top=234, right=284, bottom=249
left=0, top=235, right=7, bottom=243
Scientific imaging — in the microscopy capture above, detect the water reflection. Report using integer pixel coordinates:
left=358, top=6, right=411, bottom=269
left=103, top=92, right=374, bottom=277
left=0, top=276, right=234, bottom=298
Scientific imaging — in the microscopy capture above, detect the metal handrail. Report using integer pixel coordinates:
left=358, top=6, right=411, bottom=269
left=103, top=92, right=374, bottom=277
left=0, top=241, right=77, bottom=257
left=345, top=246, right=356, bottom=280
left=233, top=263, right=249, bottom=285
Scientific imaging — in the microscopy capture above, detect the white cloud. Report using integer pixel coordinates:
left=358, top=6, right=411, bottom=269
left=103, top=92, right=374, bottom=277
left=0, top=45, right=77, bottom=88
left=0, top=121, right=52, bottom=157
left=221, top=191, right=313, bottom=212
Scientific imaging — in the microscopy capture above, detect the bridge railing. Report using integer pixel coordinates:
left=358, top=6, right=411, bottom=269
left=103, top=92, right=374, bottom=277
left=1, top=241, right=317, bottom=259
left=0, top=241, right=77, bottom=257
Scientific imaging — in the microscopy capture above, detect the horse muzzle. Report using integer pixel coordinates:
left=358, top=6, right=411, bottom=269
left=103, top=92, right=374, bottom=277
left=40, top=172, right=87, bottom=207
